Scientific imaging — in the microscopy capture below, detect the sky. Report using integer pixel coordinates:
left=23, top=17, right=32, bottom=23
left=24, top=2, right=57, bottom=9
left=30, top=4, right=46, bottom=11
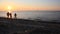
left=0, top=0, right=60, bottom=11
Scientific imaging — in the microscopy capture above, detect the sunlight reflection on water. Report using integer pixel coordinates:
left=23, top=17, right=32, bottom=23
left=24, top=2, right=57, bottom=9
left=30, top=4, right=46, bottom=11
left=0, top=11, right=60, bottom=21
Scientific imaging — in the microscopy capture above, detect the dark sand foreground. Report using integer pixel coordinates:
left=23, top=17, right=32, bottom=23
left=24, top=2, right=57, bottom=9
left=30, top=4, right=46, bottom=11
left=0, top=17, right=60, bottom=34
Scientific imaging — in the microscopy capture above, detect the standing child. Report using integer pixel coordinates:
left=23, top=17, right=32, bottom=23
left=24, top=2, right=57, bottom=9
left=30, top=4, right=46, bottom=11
left=10, top=13, right=12, bottom=18
left=7, top=12, right=9, bottom=18
left=14, top=13, right=17, bottom=18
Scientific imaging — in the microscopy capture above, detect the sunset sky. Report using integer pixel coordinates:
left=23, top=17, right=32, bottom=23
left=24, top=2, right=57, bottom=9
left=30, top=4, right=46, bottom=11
left=0, top=0, right=60, bottom=11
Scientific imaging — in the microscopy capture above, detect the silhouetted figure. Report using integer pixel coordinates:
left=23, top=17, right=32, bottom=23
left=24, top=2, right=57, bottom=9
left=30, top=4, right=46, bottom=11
left=7, top=12, right=9, bottom=18
left=14, top=13, right=17, bottom=18
left=10, top=13, right=12, bottom=18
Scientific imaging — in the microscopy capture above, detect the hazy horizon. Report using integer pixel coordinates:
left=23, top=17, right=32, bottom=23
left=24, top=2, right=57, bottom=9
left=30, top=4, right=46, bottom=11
left=0, top=0, right=60, bottom=21
left=0, top=0, right=60, bottom=11
left=0, top=11, right=60, bottom=21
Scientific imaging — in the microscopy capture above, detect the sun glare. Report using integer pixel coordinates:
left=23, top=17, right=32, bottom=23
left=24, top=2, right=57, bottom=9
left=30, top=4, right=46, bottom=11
left=8, top=6, right=12, bottom=10
left=7, top=6, right=12, bottom=13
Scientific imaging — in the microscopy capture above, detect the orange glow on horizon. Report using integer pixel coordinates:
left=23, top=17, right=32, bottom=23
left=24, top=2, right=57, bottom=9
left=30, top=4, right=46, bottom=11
left=0, top=2, right=60, bottom=11
left=0, top=0, right=60, bottom=11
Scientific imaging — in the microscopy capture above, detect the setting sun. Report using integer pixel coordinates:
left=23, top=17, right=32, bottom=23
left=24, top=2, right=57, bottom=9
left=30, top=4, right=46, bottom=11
left=8, top=6, right=12, bottom=10
left=7, top=6, right=12, bottom=13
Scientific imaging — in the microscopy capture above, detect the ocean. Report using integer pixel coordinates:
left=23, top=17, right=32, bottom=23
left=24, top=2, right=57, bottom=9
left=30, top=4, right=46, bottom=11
left=0, top=11, right=60, bottom=21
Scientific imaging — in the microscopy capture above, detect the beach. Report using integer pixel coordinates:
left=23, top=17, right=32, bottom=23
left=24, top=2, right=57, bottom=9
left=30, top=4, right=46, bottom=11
left=0, top=0, right=60, bottom=34
left=0, top=17, right=60, bottom=34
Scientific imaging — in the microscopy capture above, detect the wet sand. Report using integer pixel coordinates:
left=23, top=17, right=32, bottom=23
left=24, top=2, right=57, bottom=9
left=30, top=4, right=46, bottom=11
left=0, top=17, right=60, bottom=34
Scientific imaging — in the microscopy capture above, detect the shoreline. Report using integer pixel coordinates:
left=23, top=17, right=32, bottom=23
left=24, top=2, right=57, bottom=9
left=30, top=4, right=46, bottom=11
left=0, top=17, right=60, bottom=34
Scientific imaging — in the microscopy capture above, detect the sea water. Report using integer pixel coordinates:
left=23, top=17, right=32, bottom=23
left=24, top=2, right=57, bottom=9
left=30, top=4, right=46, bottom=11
left=0, top=11, right=60, bottom=21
